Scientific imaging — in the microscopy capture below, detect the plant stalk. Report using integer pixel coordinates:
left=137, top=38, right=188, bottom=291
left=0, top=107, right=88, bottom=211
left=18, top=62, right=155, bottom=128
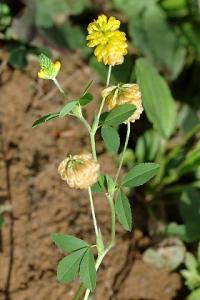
left=88, top=187, right=99, bottom=238
left=83, top=249, right=109, bottom=300
left=90, top=132, right=97, bottom=161
left=115, top=121, right=131, bottom=183
left=107, top=194, right=116, bottom=248
left=106, top=65, right=112, bottom=87
left=53, top=78, right=67, bottom=98
left=90, top=65, right=112, bottom=161
left=75, top=65, right=113, bottom=300
left=73, top=283, right=85, bottom=300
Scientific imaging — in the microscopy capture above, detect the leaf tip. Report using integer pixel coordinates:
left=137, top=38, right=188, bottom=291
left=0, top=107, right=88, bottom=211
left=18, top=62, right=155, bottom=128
left=51, top=232, right=58, bottom=242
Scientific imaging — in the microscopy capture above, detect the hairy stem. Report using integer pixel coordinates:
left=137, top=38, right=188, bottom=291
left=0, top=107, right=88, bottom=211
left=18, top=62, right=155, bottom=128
left=90, top=65, right=112, bottom=161
left=75, top=66, right=113, bottom=300
left=83, top=193, right=116, bottom=300
left=96, top=65, right=112, bottom=124
left=83, top=249, right=109, bottom=300
left=107, top=194, right=116, bottom=248
left=88, top=187, right=99, bottom=238
left=73, top=283, right=85, bottom=300
left=53, top=78, right=67, bottom=98
left=115, top=122, right=131, bottom=183
left=79, top=116, right=91, bottom=133
left=106, top=65, right=112, bottom=87
left=90, top=132, right=97, bottom=161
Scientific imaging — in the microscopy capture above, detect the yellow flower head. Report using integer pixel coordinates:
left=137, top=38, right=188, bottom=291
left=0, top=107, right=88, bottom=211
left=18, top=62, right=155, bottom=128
left=38, top=54, right=61, bottom=80
left=102, top=83, right=143, bottom=123
left=87, top=15, right=128, bottom=66
left=58, top=153, right=100, bottom=189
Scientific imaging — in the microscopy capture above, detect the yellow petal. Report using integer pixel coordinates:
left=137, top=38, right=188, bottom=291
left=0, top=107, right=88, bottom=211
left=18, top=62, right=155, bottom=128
left=38, top=70, right=47, bottom=79
left=87, top=15, right=128, bottom=65
left=54, top=61, right=61, bottom=72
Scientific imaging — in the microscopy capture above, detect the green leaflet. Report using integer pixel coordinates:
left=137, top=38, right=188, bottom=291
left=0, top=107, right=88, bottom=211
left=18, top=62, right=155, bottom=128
left=185, top=253, right=198, bottom=272
left=0, top=214, right=4, bottom=228
left=113, top=0, right=158, bottom=17
left=35, top=0, right=89, bottom=28
left=101, top=125, right=120, bottom=153
left=165, top=222, right=191, bottom=242
left=135, top=129, right=161, bottom=163
left=51, top=233, right=89, bottom=253
left=91, top=174, right=107, bottom=193
left=122, top=163, right=160, bottom=187
left=179, top=188, right=200, bottom=241
left=79, top=248, right=96, bottom=291
left=114, top=0, right=186, bottom=78
left=79, top=93, right=93, bottom=106
left=57, top=248, right=87, bottom=283
left=135, top=58, right=177, bottom=139
left=132, top=6, right=185, bottom=79
left=0, top=3, right=11, bottom=31
left=104, top=104, right=136, bottom=127
left=115, top=189, right=132, bottom=231
left=54, top=234, right=96, bottom=290
left=59, top=101, right=78, bottom=117
left=32, top=112, right=59, bottom=128
left=187, top=289, right=200, bottom=300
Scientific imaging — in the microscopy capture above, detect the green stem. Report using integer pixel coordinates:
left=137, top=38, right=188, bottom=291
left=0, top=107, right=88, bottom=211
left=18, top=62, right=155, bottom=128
left=79, top=116, right=91, bottom=133
left=84, top=94, right=132, bottom=300
left=97, top=65, right=112, bottom=123
left=83, top=249, right=109, bottom=300
left=88, top=187, right=99, bottom=238
left=73, top=283, right=85, bottom=300
left=83, top=180, right=117, bottom=300
left=90, top=132, right=97, bottom=161
left=82, top=190, right=118, bottom=300
left=107, top=194, right=116, bottom=248
left=106, top=65, right=112, bottom=87
left=83, top=209, right=116, bottom=300
left=115, top=122, right=131, bottom=183
left=106, top=125, right=132, bottom=251
left=74, top=65, right=113, bottom=300
left=78, top=116, right=97, bottom=160
left=90, top=66, right=112, bottom=161
left=53, top=78, right=67, bottom=98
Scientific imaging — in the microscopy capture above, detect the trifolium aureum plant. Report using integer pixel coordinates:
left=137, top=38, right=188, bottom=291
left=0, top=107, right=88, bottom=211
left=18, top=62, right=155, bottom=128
left=33, top=15, right=160, bottom=300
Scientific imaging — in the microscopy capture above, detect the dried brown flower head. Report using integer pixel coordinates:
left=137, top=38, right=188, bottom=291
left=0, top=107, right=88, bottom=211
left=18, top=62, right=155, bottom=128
left=58, top=153, right=100, bottom=189
left=102, top=83, right=143, bottom=123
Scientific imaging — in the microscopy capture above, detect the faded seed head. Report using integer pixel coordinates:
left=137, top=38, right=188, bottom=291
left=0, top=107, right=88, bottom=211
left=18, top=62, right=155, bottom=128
left=58, top=153, right=100, bottom=189
left=102, top=83, right=143, bottom=123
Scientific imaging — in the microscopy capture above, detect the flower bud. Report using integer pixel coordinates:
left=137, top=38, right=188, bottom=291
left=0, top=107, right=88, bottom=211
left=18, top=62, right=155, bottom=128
left=38, top=54, right=61, bottom=80
left=102, top=83, right=143, bottom=123
left=58, top=154, right=100, bottom=189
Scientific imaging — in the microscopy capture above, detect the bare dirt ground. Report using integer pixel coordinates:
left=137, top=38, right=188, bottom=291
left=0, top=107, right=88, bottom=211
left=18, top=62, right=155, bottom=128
left=0, top=49, right=182, bottom=300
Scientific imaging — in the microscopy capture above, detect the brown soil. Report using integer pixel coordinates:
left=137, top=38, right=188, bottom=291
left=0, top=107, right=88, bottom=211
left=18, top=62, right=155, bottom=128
left=0, top=50, right=182, bottom=300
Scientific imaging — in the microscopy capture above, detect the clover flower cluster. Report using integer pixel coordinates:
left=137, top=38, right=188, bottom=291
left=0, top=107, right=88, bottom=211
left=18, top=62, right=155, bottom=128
left=37, top=15, right=143, bottom=190
left=87, top=15, right=128, bottom=66
left=58, top=154, right=100, bottom=189
left=102, top=83, right=143, bottom=123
